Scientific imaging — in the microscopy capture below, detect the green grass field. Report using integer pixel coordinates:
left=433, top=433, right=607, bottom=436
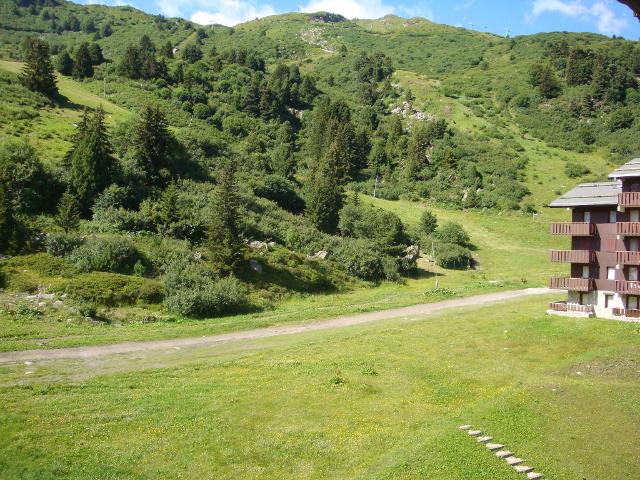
left=1, top=295, right=638, bottom=479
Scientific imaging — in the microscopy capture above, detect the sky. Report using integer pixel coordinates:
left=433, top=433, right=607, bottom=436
left=90, top=0, right=640, bottom=39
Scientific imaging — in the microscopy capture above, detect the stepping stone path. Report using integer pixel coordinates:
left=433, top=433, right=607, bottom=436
left=459, top=425, right=544, bottom=478
left=485, top=443, right=504, bottom=451
left=515, top=465, right=534, bottom=474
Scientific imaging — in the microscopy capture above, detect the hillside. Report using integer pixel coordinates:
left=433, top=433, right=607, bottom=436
left=0, top=0, right=638, bottom=340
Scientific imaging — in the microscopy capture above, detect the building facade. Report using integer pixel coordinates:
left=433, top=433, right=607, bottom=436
left=548, top=158, right=640, bottom=320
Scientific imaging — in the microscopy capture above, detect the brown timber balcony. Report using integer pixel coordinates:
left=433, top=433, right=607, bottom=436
left=549, top=302, right=595, bottom=314
left=612, top=307, right=640, bottom=318
left=618, top=192, right=640, bottom=208
left=616, top=222, right=640, bottom=236
left=550, top=250, right=594, bottom=263
left=615, top=280, right=640, bottom=295
left=549, top=277, right=594, bottom=292
left=616, top=251, right=640, bottom=265
left=550, top=222, right=595, bottom=236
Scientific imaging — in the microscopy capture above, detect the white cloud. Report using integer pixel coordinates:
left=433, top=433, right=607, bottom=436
left=157, top=0, right=275, bottom=25
left=530, top=0, right=628, bottom=35
left=298, top=0, right=395, bottom=19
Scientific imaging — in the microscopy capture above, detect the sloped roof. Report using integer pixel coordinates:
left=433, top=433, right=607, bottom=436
left=609, top=158, right=640, bottom=179
left=549, top=181, right=620, bottom=208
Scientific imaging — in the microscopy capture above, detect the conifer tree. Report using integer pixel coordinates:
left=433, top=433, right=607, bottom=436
left=0, top=182, right=21, bottom=254
left=207, top=161, right=245, bottom=274
left=68, top=106, right=115, bottom=212
left=55, top=50, right=73, bottom=76
left=306, top=141, right=343, bottom=234
left=270, top=122, right=295, bottom=178
left=72, top=43, right=94, bottom=79
left=133, top=105, right=172, bottom=184
left=55, top=191, right=81, bottom=232
left=537, top=63, right=561, bottom=98
left=20, top=38, right=57, bottom=97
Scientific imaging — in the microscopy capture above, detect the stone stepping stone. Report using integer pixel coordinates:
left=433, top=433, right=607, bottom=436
left=467, top=430, right=482, bottom=436
left=476, top=435, right=492, bottom=443
left=495, top=450, right=513, bottom=458
left=485, top=443, right=504, bottom=451
left=527, top=473, right=544, bottom=480
left=514, top=465, right=534, bottom=474
left=458, top=425, right=472, bottom=430
left=505, top=457, right=524, bottom=466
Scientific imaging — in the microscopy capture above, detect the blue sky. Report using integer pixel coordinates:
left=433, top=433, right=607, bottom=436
left=92, top=0, right=640, bottom=39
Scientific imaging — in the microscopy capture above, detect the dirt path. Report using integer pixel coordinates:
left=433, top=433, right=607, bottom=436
left=0, top=288, right=553, bottom=363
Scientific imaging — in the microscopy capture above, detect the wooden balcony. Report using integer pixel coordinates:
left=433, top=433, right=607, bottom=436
left=612, top=307, right=640, bottom=318
left=616, top=222, right=640, bottom=236
left=615, top=280, right=640, bottom=295
left=618, top=192, right=640, bottom=208
left=616, top=251, right=640, bottom=265
left=549, top=302, right=595, bottom=314
left=550, top=222, right=595, bottom=236
left=549, top=277, right=593, bottom=292
left=550, top=250, right=594, bottom=263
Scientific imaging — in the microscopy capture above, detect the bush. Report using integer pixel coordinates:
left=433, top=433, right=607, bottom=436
left=163, top=265, right=247, bottom=317
left=69, top=236, right=143, bottom=274
left=253, top=175, right=304, bottom=213
left=54, top=272, right=151, bottom=305
left=607, top=107, right=635, bottom=131
left=564, top=162, right=590, bottom=178
left=433, top=222, right=470, bottom=247
left=0, top=267, right=5, bottom=289
left=332, top=240, right=385, bottom=282
left=1, top=253, right=73, bottom=277
left=436, top=243, right=472, bottom=269
left=45, top=232, right=84, bottom=257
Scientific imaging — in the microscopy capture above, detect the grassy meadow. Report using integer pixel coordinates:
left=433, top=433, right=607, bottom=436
left=1, top=295, right=639, bottom=479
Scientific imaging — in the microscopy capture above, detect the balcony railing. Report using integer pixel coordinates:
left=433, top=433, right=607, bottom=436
left=549, top=277, right=593, bottom=292
left=615, top=280, right=640, bottom=295
left=612, top=307, right=640, bottom=318
left=616, top=222, right=640, bottom=236
left=550, top=222, right=595, bottom=236
left=618, top=192, right=640, bottom=208
left=616, top=251, right=640, bottom=265
left=549, top=302, right=595, bottom=314
left=550, top=250, right=594, bottom=263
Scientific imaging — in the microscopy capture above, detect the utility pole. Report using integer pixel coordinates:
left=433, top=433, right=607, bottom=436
left=431, top=239, right=438, bottom=288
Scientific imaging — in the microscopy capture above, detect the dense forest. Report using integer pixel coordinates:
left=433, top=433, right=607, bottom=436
left=0, top=0, right=639, bottom=320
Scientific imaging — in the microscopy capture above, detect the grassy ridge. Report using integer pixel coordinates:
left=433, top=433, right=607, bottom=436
left=1, top=296, right=638, bottom=478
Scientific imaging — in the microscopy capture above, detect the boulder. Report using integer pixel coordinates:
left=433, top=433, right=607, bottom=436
left=248, top=240, right=268, bottom=251
left=403, top=245, right=420, bottom=261
left=249, top=259, right=263, bottom=273
left=314, top=250, right=329, bottom=260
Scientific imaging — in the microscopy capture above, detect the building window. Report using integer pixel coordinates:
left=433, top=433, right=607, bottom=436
left=609, top=210, right=617, bottom=223
left=628, top=295, right=639, bottom=310
left=607, top=267, right=616, bottom=280
left=629, top=266, right=639, bottom=281
left=605, top=294, right=614, bottom=308
left=583, top=211, right=591, bottom=223
left=631, top=209, right=640, bottom=222
left=630, top=238, right=639, bottom=252
left=582, top=265, right=590, bottom=278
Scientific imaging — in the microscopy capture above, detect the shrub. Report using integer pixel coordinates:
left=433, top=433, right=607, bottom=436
left=69, top=236, right=143, bottom=274
left=419, top=209, right=438, bottom=235
left=564, top=162, right=590, bottom=178
left=45, top=232, right=84, bottom=257
left=332, top=240, right=385, bottom=282
left=253, top=175, right=304, bottom=213
left=607, top=107, right=635, bottom=131
left=1, top=253, right=73, bottom=277
left=163, top=265, right=247, bottom=317
left=54, top=272, right=149, bottom=305
left=0, top=267, right=5, bottom=289
left=144, top=238, right=195, bottom=275
left=436, top=243, right=472, bottom=269
left=433, top=222, right=470, bottom=247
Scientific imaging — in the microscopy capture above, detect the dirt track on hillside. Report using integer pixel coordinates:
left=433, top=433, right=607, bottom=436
left=0, top=288, right=553, bottom=363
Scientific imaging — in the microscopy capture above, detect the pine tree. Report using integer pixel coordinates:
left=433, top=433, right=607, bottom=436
left=55, top=50, right=73, bottom=76
left=88, top=43, right=104, bottom=65
left=0, top=182, right=21, bottom=254
left=537, top=63, right=562, bottom=99
left=133, top=105, right=172, bottom=184
left=72, top=43, right=94, bottom=79
left=207, top=161, right=245, bottom=274
left=305, top=141, right=343, bottom=234
left=270, top=122, right=295, bottom=178
left=68, top=106, right=115, bottom=212
left=119, top=45, right=142, bottom=79
left=55, top=191, right=81, bottom=232
left=19, top=38, right=57, bottom=97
